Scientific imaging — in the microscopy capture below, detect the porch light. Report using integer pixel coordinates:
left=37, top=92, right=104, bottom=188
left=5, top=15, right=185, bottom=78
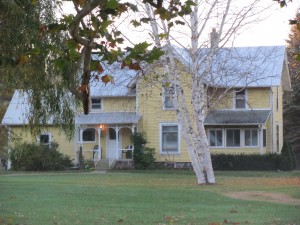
left=99, top=124, right=103, bottom=129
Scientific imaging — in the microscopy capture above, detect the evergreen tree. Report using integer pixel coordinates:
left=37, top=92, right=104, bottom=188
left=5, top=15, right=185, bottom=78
left=284, top=10, right=300, bottom=168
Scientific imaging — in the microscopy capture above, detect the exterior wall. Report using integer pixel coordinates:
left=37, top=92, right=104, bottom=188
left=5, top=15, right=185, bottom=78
left=102, top=97, right=136, bottom=112
left=208, top=88, right=233, bottom=109
left=247, top=88, right=270, bottom=109
left=137, top=68, right=285, bottom=162
left=9, top=126, right=75, bottom=160
left=271, top=85, right=284, bottom=154
left=137, top=67, right=193, bottom=162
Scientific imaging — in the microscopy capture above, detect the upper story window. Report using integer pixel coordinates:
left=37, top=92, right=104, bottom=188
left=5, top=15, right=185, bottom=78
left=234, top=89, right=246, bottom=109
left=163, top=88, right=174, bottom=110
left=91, top=98, right=102, bottom=110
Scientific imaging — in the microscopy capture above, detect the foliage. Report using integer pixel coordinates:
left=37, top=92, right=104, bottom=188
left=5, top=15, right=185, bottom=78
left=10, top=142, right=72, bottom=171
left=211, top=154, right=280, bottom=171
left=279, top=140, right=297, bottom=171
left=131, top=132, right=155, bottom=169
left=284, top=11, right=300, bottom=168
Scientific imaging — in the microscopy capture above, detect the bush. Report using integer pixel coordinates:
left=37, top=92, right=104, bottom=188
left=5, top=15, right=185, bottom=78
left=211, top=153, right=280, bottom=171
left=131, top=132, right=155, bottom=169
left=279, top=140, right=296, bottom=171
left=10, top=142, right=72, bottom=171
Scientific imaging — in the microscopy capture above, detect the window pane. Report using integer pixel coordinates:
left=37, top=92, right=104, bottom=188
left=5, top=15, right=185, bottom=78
left=245, top=130, right=251, bottom=146
left=40, top=134, right=49, bottom=144
left=209, top=130, right=216, bottom=146
left=164, top=89, right=174, bottom=109
left=252, top=130, right=258, bottom=146
left=226, top=130, right=240, bottom=147
left=162, top=125, right=178, bottom=152
left=234, top=130, right=240, bottom=146
left=83, top=129, right=95, bottom=141
left=216, top=130, right=223, bottom=146
left=91, top=98, right=101, bottom=109
left=226, top=130, right=234, bottom=147
left=236, top=99, right=245, bottom=108
left=109, top=128, right=116, bottom=140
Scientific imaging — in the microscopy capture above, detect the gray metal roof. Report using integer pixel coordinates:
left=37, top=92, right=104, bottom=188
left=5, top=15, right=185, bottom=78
left=171, top=45, right=290, bottom=89
left=75, top=112, right=141, bottom=125
left=204, top=110, right=271, bottom=125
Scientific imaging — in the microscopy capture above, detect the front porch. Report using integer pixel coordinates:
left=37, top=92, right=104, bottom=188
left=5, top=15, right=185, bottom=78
left=74, top=112, right=141, bottom=168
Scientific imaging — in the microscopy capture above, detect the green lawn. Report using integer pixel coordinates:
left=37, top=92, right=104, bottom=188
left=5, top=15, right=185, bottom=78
left=0, top=170, right=299, bottom=225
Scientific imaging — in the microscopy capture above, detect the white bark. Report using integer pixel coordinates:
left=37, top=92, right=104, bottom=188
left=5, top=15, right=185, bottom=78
left=143, top=0, right=269, bottom=184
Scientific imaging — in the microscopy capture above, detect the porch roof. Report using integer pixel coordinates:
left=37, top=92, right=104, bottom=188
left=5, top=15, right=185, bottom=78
left=204, top=110, right=271, bottom=126
left=75, top=112, right=141, bottom=125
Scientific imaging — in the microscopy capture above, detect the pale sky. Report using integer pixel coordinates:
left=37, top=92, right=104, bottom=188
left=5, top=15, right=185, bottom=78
left=233, top=0, right=300, bottom=46
left=61, top=0, right=300, bottom=47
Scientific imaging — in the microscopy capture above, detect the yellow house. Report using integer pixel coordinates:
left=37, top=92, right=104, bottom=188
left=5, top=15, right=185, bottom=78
left=1, top=45, right=291, bottom=169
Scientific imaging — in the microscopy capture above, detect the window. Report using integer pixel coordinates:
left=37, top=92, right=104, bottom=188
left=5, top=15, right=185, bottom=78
left=161, top=124, right=179, bottom=153
left=209, top=130, right=223, bottom=147
left=263, top=129, right=267, bottom=147
left=91, top=98, right=102, bottom=110
left=226, top=129, right=240, bottom=147
left=82, top=128, right=95, bottom=142
left=163, top=88, right=174, bottom=109
left=235, top=89, right=246, bottom=109
left=39, top=133, right=50, bottom=145
left=245, top=129, right=258, bottom=147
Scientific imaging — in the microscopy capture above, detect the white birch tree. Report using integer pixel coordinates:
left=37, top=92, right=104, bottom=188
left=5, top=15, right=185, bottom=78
left=137, top=0, right=273, bottom=184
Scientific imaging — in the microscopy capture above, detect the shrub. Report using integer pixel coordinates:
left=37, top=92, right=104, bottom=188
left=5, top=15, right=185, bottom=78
left=211, top=153, right=280, bottom=171
left=279, top=140, right=296, bottom=171
left=131, top=132, right=155, bottom=169
left=10, top=142, right=72, bottom=171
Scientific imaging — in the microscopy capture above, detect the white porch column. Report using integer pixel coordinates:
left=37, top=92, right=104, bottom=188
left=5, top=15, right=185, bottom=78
left=116, top=126, right=119, bottom=159
left=7, top=126, right=12, bottom=170
left=98, top=127, right=101, bottom=160
left=74, top=125, right=79, bottom=165
left=259, top=125, right=263, bottom=155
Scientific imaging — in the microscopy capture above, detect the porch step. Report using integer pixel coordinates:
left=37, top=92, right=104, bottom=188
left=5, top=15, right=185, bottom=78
left=95, top=159, right=110, bottom=171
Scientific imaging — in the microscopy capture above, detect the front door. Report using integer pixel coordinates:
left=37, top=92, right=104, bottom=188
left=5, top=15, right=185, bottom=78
left=107, top=128, right=122, bottom=159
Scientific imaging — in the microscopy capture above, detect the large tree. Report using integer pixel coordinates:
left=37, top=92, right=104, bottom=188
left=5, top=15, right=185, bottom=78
left=137, top=0, right=274, bottom=184
left=284, top=9, right=300, bottom=168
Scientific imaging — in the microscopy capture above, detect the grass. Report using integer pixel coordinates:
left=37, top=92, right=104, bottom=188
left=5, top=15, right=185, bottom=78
left=0, top=170, right=299, bottom=225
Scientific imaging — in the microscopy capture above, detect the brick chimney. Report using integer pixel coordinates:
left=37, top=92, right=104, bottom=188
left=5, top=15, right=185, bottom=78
left=210, top=28, right=219, bottom=49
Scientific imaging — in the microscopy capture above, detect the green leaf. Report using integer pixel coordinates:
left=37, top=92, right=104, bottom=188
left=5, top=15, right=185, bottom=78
left=107, top=0, right=118, bottom=9
left=295, top=54, right=300, bottom=61
left=131, top=20, right=141, bottom=27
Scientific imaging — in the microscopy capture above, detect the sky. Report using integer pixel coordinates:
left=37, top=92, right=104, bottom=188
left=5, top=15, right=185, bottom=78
left=233, top=0, right=300, bottom=46
left=61, top=0, right=300, bottom=47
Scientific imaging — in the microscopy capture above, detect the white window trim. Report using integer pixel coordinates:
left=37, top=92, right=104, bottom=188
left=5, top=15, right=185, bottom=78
left=159, top=123, right=180, bottom=154
left=162, top=88, right=175, bottom=110
left=208, top=129, right=224, bottom=148
left=233, top=89, right=248, bottom=109
left=209, top=128, right=261, bottom=149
